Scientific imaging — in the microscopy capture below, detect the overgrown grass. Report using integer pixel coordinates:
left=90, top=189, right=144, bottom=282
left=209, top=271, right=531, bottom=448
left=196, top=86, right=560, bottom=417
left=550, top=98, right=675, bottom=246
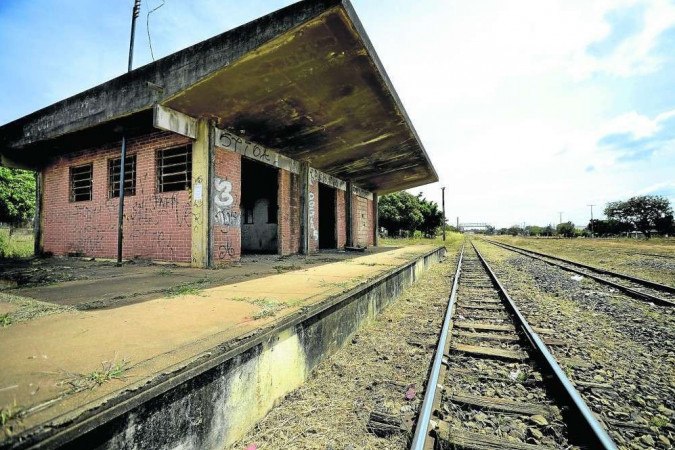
left=0, top=313, right=11, bottom=327
left=380, top=232, right=463, bottom=249
left=273, top=265, right=302, bottom=274
left=491, top=235, right=675, bottom=285
left=231, top=297, right=290, bottom=319
left=63, top=359, right=130, bottom=392
left=0, top=228, right=33, bottom=258
left=165, top=279, right=208, bottom=297
left=1, top=401, right=22, bottom=437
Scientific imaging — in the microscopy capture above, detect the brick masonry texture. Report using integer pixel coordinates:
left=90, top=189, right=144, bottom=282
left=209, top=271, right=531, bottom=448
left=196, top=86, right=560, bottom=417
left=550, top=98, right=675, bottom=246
left=279, top=170, right=301, bottom=255
left=42, top=129, right=375, bottom=262
left=212, top=149, right=242, bottom=264
left=42, top=131, right=193, bottom=262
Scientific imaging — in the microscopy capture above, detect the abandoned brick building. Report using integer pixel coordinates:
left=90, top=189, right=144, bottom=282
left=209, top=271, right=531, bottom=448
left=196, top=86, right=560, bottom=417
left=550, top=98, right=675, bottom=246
left=0, top=0, right=437, bottom=267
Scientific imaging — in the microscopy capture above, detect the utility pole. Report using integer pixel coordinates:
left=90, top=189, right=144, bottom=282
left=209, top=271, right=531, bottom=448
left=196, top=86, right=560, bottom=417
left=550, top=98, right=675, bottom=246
left=558, top=211, right=563, bottom=225
left=588, top=204, right=595, bottom=237
left=117, top=0, right=141, bottom=265
left=441, top=187, right=446, bottom=241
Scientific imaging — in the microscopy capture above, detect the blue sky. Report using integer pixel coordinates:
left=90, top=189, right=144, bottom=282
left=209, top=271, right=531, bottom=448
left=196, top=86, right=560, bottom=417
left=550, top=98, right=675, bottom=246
left=1, top=0, right=674, bottom=228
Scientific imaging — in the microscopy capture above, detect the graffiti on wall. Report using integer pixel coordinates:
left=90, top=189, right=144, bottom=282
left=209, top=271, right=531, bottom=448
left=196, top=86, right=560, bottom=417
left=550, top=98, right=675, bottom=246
left=213, top=177, right=240, bottom=227
left=308, top=191, right=318, bottom=242
left=215, top=129, right=300, bottom=174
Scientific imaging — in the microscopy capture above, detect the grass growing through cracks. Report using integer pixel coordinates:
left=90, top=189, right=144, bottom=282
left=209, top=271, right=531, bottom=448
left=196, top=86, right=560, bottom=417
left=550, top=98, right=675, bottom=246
left=63, top=359, right=131, bottom=392
left=1, top=401, right=22, bottom=437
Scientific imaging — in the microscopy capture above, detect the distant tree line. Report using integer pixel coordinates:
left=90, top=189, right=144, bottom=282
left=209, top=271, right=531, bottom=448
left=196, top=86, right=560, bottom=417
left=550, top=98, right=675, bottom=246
left=482, top=195, right=674, bottom=239
left=378, top=191, right=444, bottom=238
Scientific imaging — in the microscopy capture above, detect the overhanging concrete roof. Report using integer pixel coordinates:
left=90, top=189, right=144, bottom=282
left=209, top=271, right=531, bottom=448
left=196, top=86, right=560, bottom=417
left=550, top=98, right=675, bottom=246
left=0, top=0, right=437, bottom=194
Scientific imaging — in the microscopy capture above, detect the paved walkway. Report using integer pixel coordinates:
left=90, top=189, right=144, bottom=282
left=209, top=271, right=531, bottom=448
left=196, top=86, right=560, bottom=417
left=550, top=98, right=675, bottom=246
left=0, top=245, right=437, bottom=437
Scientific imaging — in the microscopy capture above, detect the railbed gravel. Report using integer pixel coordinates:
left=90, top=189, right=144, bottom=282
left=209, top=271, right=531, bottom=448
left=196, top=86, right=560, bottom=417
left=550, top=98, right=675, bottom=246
left=229, top=247, right=459, bottom=450
left=476, top=241, right=675, bottom=450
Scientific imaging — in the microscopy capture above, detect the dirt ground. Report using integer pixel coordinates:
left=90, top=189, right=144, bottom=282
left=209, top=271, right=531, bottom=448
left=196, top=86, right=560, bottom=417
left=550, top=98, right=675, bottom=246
left=492, top=236, right=675, bottom=286
left=230, top=235, right=464, bottom=450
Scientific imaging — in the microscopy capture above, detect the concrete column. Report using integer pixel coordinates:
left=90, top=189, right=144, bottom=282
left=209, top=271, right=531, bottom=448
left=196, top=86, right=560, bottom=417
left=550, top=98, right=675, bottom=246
left=300, top=162, right=310, bottom=255
left=346, top=182, right=354, bottom=248
left=191, top=120, right=210, bottom=268
left=33, top=170, right=44, bottom=256
left=373, top=192, right=379, bottom=247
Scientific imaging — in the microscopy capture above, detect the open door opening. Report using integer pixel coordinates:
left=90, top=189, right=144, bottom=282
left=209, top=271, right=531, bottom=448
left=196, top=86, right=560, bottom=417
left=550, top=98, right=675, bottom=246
left=241, top=158, right=279, bottom=254
left=318, top=183, right=337, bottom=249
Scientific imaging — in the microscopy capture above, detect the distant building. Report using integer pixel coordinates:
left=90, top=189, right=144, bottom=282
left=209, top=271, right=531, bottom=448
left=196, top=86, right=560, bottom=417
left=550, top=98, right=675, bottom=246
left=0, top=0, right=437, bottom=267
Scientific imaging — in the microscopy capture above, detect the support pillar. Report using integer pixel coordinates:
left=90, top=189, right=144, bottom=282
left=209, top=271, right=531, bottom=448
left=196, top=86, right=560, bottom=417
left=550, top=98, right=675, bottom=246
left=191, top=120, right=210, bottom=268
left=33, top=171, right=44, bottom=256
left=300, top=162, right=310, bottom=255
left=346, top=182, right=354, bottom=247
left=372, top=192, right=379, bottom=247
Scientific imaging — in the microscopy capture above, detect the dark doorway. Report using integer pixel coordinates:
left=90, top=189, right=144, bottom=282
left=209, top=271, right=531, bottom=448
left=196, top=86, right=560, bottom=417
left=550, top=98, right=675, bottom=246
left=241, top=158, right=279, bottom=254
left=318, top=183, right=337, bottom=249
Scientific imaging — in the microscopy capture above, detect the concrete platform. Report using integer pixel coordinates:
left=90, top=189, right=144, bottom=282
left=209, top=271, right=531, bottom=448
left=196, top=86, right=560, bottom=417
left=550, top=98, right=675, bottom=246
left=0, top=245, right=444, bottom=449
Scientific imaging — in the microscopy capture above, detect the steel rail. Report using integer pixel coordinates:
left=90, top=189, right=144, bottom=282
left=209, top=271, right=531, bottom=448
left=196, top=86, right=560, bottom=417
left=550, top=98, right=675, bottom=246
left=486, top=239, right=675, bottom=307
left=410, top=243, right=464, bottom=450
left=472, top=242, right=618, bottom=450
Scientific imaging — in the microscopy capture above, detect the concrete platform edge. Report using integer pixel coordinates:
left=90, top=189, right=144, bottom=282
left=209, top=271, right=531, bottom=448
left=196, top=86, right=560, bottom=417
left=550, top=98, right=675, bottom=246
left=10, top=246, right=446, bottom=450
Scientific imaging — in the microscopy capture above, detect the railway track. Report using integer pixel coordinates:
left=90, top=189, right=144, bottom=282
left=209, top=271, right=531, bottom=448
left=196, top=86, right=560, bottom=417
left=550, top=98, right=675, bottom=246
left=411, top=242, right=616, bottom=450
left=484, top=240, right=675, bottom=307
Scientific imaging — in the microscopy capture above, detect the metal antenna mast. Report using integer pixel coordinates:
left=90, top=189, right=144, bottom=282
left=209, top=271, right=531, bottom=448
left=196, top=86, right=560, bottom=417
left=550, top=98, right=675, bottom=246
left=117, top=0, right=141, bottom=265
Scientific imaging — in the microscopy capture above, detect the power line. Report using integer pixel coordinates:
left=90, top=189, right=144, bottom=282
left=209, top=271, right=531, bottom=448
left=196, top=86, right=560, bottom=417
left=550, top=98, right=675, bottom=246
left=146, top=0, right=166, bottom=61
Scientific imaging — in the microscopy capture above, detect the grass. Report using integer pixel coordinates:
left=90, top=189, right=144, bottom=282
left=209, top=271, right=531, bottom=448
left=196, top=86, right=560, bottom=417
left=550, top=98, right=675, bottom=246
left=273, top=265, right=302, bottom=274
left=165, top=279, right=209, bottom=297
left=380, top=232, right=463, bottom=249
left=1, top=401, right=22, bottom=437
left=156, top=267, right=173, bottom=277
left=63, top=359, right=130, bottom=392
left=0, top=228, right=34, bottom=258
left=0, top=292, right=72, bottom=326
left=651, top=416, right=669, bottom=428
left=491, top=235, right=675, bottom=286
left=231, top=297, right=290, bottom=320
left=0, top=313, right=11, bottom=327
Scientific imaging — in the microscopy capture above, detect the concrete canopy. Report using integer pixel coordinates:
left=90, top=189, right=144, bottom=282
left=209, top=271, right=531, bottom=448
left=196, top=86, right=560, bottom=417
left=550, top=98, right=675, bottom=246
left=0, top=0, right=437, bottom=194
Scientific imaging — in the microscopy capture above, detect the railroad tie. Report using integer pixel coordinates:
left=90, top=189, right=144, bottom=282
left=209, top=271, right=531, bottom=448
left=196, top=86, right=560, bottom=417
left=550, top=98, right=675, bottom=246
left=435, top=423, right=556, bottom=450
left=451, top=342, right=526, bottom=361
left=454, top=330, right=520, bottom=342
left=446, top=392, right=555, bottom=417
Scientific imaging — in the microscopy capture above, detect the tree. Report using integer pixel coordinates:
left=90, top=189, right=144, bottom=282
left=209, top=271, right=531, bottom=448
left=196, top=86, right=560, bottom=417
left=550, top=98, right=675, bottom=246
left=527, top=225, right=543, bottom=236
left=0, top=168, right=36, bottom=225
left=605, top=195, right=673, bottom=238
left=507, top=225, right=522, bottom=236
left=586, top=219, right=631, bottom=236
left=417, top=194, right=444, bottom=237
left=556, top=221, right=575, bottom=238
left=378, top=191, right=442, bottom=237
left=542, top=225, right=555, bottom=236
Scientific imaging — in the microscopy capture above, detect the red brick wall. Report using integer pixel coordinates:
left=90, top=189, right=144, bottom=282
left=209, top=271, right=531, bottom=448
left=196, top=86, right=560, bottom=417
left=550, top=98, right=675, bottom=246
left=42, top=131, right=193, bottom=261
left=278, top=170, right=301, bottom=255
left=212, top=149, right=242, bottom=264
left=336, top=189, right=346, bottom=248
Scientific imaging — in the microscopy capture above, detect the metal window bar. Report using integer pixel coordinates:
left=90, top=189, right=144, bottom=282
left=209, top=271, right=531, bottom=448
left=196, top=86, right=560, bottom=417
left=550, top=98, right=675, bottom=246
left=108, top=155, right=137, bottom=198
left=157, top=146, right=192, bottom=193
left=70, top=164, right=93, bottom=202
